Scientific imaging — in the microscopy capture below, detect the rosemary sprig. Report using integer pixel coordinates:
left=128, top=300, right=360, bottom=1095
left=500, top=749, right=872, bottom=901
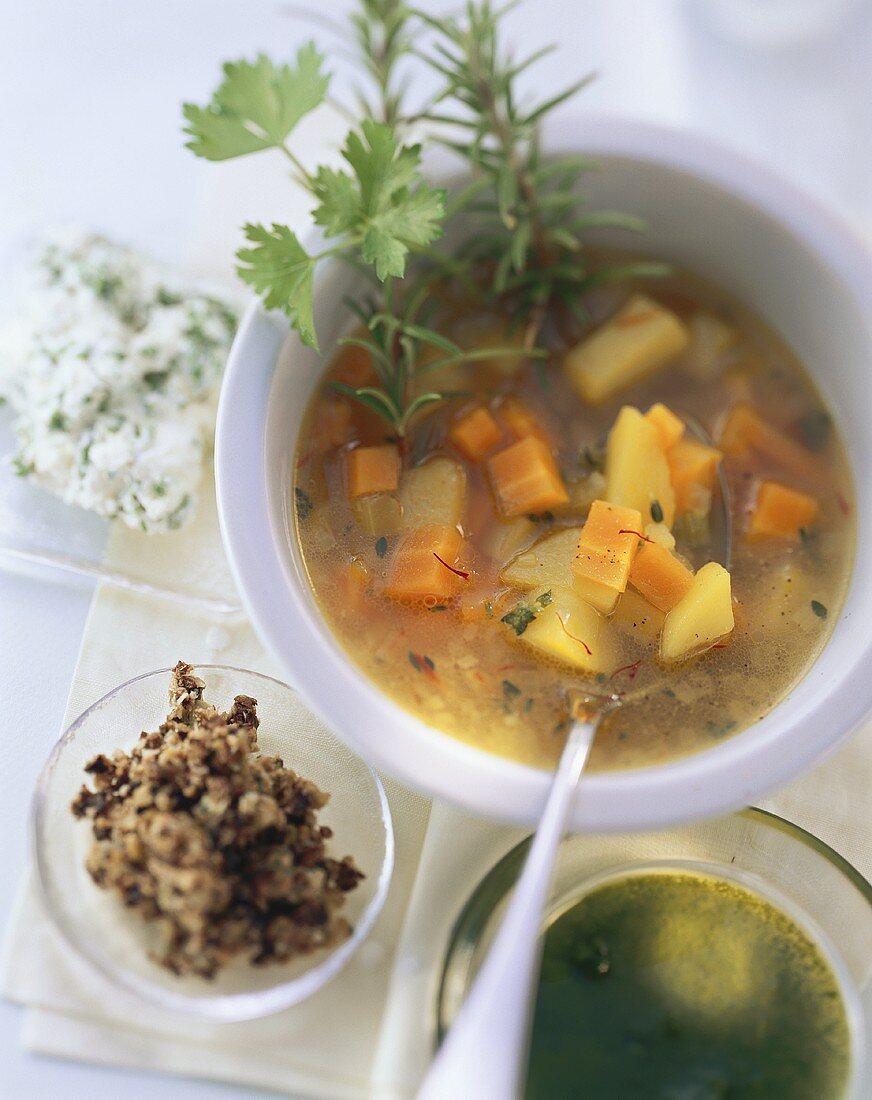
left=416, top=0, right=668, bottom=342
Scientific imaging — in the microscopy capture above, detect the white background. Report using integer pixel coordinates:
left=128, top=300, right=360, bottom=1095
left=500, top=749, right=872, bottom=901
left=1, top=1, right=871, bottom=1096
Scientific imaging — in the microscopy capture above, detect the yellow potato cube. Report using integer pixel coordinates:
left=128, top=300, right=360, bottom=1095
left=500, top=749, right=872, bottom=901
left=500, top=526, right=583, bottom=591
left=611, top=587, right=665, bottom=641
left=563, top=294, right=690, bottom=404
left=522, top=586, right=615, bottom=675
left=605, top=406, right=676, bottom=527
left=661, top=562, right=735, bottom=663
left=399, top=457, right=467, bottom=530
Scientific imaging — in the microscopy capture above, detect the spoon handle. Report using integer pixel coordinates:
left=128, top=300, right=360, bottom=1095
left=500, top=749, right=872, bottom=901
left=417, top=716, right=599, bottom=1100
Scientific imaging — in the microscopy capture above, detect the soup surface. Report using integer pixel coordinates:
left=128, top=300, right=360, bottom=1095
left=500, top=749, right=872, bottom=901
left=528, top=870, right=852, bottom=1100
left=294, top=261, right=854, bottom=770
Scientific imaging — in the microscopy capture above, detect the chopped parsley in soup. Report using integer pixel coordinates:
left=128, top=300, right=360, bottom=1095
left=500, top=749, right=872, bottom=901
left=293, top=263, right=854, bottom=771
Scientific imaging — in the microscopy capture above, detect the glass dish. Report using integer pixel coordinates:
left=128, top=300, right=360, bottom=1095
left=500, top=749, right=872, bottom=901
left=32, top=665, right=394, bottom=1021
left=438, top=808, right=872, bottom=1099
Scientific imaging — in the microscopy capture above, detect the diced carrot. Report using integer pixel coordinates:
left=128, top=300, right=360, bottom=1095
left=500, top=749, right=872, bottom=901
left=719, top=403, right=821, bottom=485
left=345, top=444, right=400, bottom=499
left=449, top=405, right=503, bottom=460
left=645, top=403, right=685, bottom=450
left=333, top=342, right=376, bottom=387
left=628, top=541, right=694, bottom=612
left=747, top=480, right=818, bottom=540
left=668, top=439, right=722, bottom=516
left=497, top=398, right=551, bottom=445
left=384, top=525, right=466, bottom=601
left=314, top=397, right=354, bottom=450
left=571, top=499, right=643, bottom=614
left=486, top=436, right=569, bottom=517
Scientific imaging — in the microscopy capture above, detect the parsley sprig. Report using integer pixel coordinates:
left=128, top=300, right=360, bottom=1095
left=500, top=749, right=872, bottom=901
left=184, top=47, right=445, bottom=353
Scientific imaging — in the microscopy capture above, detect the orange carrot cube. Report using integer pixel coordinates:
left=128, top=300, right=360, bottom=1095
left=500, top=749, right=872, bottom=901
left=449, top=405, right=503, bottom=460
left=384, top=525, right=466, bottom=601
left=645, top=403, right=685, bottom=450
left=629, top=541, right=694, bottom=612
left=345, top=444, right=400, bottom=499
left=486, top=436, right=569, bottom=517
left=498, top=398, right=551, bottom=445
left=668, top=439, right=723, bottom=516
left=572, top=499, right=643, bottom=614
left=719, top=403, right=821, bottom=485
left=747, top=480, right=818, bottom=539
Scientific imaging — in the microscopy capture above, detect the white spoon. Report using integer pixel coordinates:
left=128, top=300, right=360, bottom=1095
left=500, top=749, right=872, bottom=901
left=417, top=691, right=619, bottom=1100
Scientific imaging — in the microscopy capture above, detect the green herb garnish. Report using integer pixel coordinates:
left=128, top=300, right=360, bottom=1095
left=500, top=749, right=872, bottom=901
left=500, top=589, right=551, bottom=635
left=375, top=535, right=388, bottom=557
left=294, top=486, right=314, bottom=520
left=811, top=599, right=828, bottom=619
left=650, top=500, right=664, bottom=523
left=184, top=1, right=652, bottom=439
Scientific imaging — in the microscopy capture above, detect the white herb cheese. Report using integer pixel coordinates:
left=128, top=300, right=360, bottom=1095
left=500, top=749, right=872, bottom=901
left=0, top=232, right=237, bottom=533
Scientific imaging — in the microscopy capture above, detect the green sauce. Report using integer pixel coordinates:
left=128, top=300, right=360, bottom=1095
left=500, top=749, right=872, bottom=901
left=528, top=870, right=851, bottom=1099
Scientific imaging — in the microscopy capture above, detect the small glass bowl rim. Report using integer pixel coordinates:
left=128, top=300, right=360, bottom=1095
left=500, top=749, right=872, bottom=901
left=436, top=807, right=872, bottom=1088
left=30, top=663, right=395, bottom=1022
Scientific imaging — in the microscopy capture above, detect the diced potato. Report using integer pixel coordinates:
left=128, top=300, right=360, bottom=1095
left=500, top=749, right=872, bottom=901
left=563, top=294, right=690, bottom=404
left=486, top=516, right=538, bottom=565
left=346, top=444, right=400, bottom=499
left=668, top=438, right=722, bottom=517
left=661, top=562, right=734, bottom=663
left=719, top=403, right=821, bottom=485
left=500, top=526, right=583, bottom=590
left=487, top=436, right=569, bottom=517
left=629, top=541, right=695, bottom=612
left=747, top=480, right=818, bottom=540
left=605, top=406, right=676, bottom=528
left=498, top=398, right=551, bottom=446
left=645, top=403, right=685, bottom=450
left=521, top=586, right=615, bottom=675
left=685, top=311, right=736, bottom=380
left=313, top=397, right=354, bottom=451
left=572, top=499, right=642, bottom=614
left=352, top=493, right=403, bottom=536
left=338, top=558, right=370, bottom=613
left=449, top=405, right=503, bottom=460
left=399, top=457, right=467, bottom=529
left=644, top=522, right=676, bottom=550
left=384, top=525, right=466, bottom=601
left=611, top=587, right=665, bottom=641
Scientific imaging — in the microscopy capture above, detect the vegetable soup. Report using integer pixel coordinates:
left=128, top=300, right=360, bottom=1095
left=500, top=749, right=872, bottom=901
left=293, top=261, right=854, bottom=771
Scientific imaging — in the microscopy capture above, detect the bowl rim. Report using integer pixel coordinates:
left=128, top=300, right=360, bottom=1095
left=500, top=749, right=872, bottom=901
left=215, top=114, right=872, bottom=831
left=31, top=663, right=395, bottom=1021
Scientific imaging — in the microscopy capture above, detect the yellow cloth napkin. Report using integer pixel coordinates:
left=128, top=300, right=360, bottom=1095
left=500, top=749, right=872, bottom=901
left=3, top=472, right=871, bottom=1098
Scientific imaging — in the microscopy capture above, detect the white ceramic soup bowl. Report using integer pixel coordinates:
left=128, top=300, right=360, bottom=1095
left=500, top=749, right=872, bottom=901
left=215, top=117, right=872, bottom=832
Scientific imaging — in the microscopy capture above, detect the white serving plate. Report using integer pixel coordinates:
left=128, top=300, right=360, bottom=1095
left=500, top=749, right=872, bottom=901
left=215, top=117, right=872, bottom=832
